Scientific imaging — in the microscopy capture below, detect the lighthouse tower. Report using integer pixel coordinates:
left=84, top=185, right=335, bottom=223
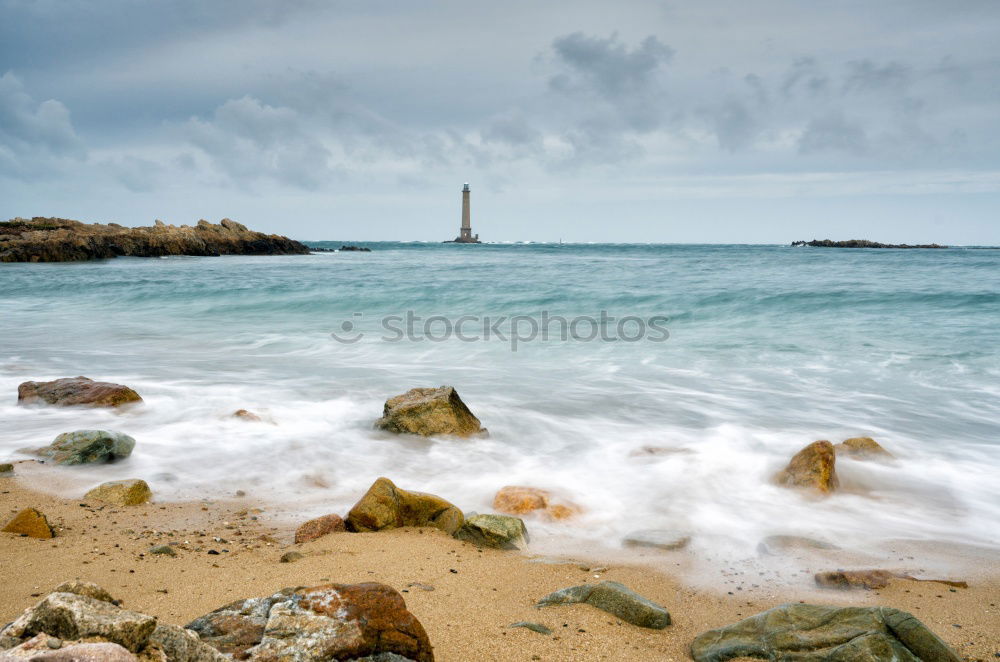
left=452, top=182, right=480, bottom=243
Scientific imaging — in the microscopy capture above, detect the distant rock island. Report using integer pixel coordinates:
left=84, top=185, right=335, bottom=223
left=0, top=217, right=310, bottom=262
left=791, top=239, right=948, bottom=249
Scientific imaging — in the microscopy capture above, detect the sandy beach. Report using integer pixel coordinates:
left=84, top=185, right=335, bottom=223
left=2, top=461, right=997, bottom=661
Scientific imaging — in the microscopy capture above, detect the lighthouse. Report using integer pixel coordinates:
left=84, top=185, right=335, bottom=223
left=451, top=182, right=481, bottom=243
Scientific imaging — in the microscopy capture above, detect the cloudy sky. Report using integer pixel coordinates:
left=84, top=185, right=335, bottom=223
left=2, top=1, right=999, bottom=243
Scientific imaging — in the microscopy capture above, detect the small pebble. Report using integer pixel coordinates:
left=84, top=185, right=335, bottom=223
left=46, top=638, right=61, bottom=650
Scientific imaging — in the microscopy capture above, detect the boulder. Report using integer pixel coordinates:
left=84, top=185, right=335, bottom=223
left=815, top=570, right=895, bottom=590
left=51, top=582, right=116, bottom=605
left=0, top=635, right=138, bottom=660
left=0, top=593, right=156, bottom=653
left=294, top=514, right=346, bottom=544
left=2, top=508, right=54, bottom=539
left=185, top=589, right=300, bottom=658
left=84, top=480, right=152, bottom=506
left=453, top=514, right=528, bottom=550
left=756, top=535, right=839, bottom=555
left=17, top=377, right=141, bottom=408
left=689, top=603, right=960, bottom=662
left=772, top=440, right=839, bottom=494
left=146, top=624, right=228, bottom=662
left=374, top=387, right=485, bottom=437
left=535, top=581, right=670, bottom=629
left=187, top=583, right=433, bottom=662
left=622, top=529, right=690, bottom=551
left=345, top=478, right=464, bottom=535
left=836, top=437, right=894, bottom=460
left=492, top=486, right=579, bottom=520
left=36, top=430, right=135, bottom=466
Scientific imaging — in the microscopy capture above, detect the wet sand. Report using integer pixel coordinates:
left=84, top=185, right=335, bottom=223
left=1, top=462, right=998, bottom=661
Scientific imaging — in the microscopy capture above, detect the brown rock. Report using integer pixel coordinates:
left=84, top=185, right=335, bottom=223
left=232, top=409, right=262, bottom=422
left=374, top=386, right=485, bottom=437
left=186, top=584, right=433, bottom=662
left=815, top=569, right=894, bottom=590
left=294, top=514, right=346, bottom=544
left=836, top=436, right=894, bottom=460
left=252, top=583, right=433, bottom=662
left=17, top=377, right=141, bottom=408
left=772, top=440, right=839, bottom=494
left=345, top=477, right=464, bottom=534
left=84, top=480, right=152, bottom=506
left=2, top=508, right=54, bottom=539
left=493, top=486, right=580, bottom=520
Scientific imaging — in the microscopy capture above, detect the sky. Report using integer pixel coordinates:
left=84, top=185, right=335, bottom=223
left=2, top=0, right=999, bottom=243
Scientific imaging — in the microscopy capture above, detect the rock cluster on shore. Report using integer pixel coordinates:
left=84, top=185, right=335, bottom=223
left=0, top=217, right=309, bottom=262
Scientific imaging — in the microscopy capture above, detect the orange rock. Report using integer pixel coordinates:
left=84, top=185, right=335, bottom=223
left=2, top=507, right=54, bottom=539
left=294, top=513, right=346, bottom=544
left=836, top=436, right=894, bottom=460
left=772, top=441, right=839, bottom=494
left=493, top=486, right=580, bottom=520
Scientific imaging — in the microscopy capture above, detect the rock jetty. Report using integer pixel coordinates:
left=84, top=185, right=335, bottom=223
left=0, top=217, right=309, bottom=262
left=791, top=239, right=947, bottom=249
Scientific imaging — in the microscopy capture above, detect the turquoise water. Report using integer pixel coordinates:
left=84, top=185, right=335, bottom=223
left=1, top=243, right=998, bottom=572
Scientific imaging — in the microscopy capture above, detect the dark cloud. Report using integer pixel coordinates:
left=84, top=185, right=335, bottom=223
left=550, top=33, right=674, bottom=98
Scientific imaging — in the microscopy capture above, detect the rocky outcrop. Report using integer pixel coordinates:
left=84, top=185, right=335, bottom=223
left=690, top=603, right=960, bottom=662
left=2, top=508, right=54, bottom=539
left=18, top=377, right=141, bottom=408
left=492, top=486, right=579, bottom=520
left=35, top=430, right=135, bottom=466
left=294, top=513, right=346, bottom=544
left=374, top=387, right=485, bottom=438
left=536, top=581, right=671, bottom=629
left=453, top=514, right=529, bottom=550
left=836, top=436, right=894, bottom=460
left=0, top=217, right=310, bottom=262
left=791, top=239, right=947, bottom=249
left=622, top=529, right=691, bottom=551
left=345, top=478, right=464, bottom=535
left=84, top=480, right=152, bottom=506
left=186, top=583, right=434, bottom=661
left=772, top=440, right=839, bottom=494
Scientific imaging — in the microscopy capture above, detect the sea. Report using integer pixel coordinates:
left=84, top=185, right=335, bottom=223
left=2, top=243, right=998, bottom=577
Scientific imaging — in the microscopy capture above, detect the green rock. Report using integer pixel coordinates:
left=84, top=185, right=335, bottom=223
left=689, top=603, right=961, bottom=662
left=149, top=545, right=177, bottom=557
left=85, top=479, right=152, bottom=506
left=454, top=514, right=528, bottom=550
left=510, top=621, right=552, bottom=635
left=536, top=581, right=671, bottom=629
left=0, top=463, right=13, bottom=474
left=38, top=430, right=136, bottom=465
left=374, top=386, right=486, bottom=437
